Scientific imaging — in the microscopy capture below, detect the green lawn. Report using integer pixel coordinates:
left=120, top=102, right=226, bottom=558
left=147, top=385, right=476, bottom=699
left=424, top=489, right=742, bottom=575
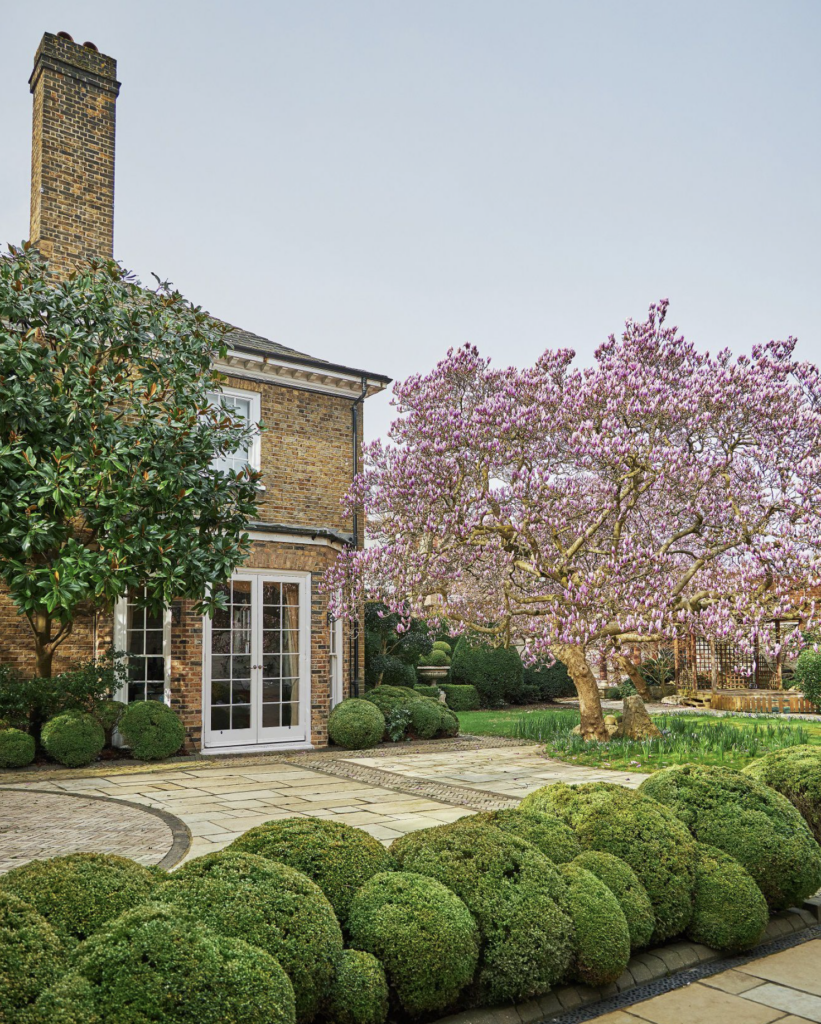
left=457, top=707, right=821, bottom=773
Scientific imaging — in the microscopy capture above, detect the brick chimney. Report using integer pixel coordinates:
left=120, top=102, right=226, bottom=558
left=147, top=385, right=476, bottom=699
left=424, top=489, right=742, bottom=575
left=29, top=32, right=120, bottom=278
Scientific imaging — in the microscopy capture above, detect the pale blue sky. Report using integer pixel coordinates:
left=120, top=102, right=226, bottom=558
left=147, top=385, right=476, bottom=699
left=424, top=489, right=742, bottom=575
left=2, top=1, right=819, bottom=441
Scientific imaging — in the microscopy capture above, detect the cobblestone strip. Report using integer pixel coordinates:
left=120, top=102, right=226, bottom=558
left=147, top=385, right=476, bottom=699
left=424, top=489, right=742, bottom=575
left=289, top=756, right=521, bottom=811
left=435, top=910, right=820, bottom=1024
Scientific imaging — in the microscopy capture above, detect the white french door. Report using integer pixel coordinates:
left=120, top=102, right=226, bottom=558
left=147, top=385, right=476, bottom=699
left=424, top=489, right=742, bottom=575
left=203, top=571, right=310, bottom=749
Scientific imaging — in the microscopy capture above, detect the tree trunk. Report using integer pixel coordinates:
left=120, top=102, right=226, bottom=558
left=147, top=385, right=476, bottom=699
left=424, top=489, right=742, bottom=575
left=558, top=644, right=609, bottom=741
left=27, top=609, right=72, bottom=679
left=612, top=652, right=652, bottom=701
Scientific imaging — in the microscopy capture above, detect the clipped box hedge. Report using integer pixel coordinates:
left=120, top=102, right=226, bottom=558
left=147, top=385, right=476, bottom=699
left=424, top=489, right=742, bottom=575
left=439, top=683, right=481, bottom=712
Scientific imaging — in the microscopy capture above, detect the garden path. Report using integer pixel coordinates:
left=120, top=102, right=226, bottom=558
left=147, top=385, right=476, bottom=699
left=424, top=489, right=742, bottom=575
left=0, top=735, right=646, bottom=871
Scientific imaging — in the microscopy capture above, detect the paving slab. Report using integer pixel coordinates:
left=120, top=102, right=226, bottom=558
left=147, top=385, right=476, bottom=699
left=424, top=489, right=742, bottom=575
left=743, top=982, right=821, bottom=1022
left=622, top=981, right=784, bottom=1024
left=738, top=940, right=821, bottom=996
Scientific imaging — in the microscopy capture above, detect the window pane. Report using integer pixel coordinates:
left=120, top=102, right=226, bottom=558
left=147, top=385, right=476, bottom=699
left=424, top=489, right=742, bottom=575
left=232, top=705, right=251, bottom=730
left=211, top=706, right=230, bottom=730
left=212, top=681, right=230, bottom=706
left=128, top=682, right=146, bottom=702
left=282, top=583, right=299, bottom=607
left=263, top=582, right=281, bottom=605
left=262, top=704, right=281, bottom=728
left=146, top=683, right=165, bottom=701
left=145, top=630, right=163, bottom=655
left=146, top=657, right=165, bottom=681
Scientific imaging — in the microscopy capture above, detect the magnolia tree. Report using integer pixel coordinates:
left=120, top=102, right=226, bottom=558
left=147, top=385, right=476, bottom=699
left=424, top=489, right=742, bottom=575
left=326, top=302, right=821, bottom=739
left=0, top=246, right=260, bottom=677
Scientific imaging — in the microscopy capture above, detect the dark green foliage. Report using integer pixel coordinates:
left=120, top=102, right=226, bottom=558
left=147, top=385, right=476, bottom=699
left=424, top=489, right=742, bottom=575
left=31, top=903, right=295, bottom=1024
left=118, top=700, right=185, bottom=760
left=385, top=707, right=412, bottom=741
left=347, top=871, right=479, bottom=1016
left=415, top=685, right=440, bottom=699
left=559, top=862, right=631, bottom=986
left=328, top=699, right=385, bottom=750
left=522, top=782, right=697, bottom=942
left=410, top=699, right=442, bottom=739
left=364, top=684, right=419, bottom=719
left=325, top=950, right=389, bottom=1024
left=156, top=850, right=342, bottom=1023
left=0, top=853, right=162, bottom=945
left=438, top=706, right=460, bottom=737
left=744, top=744, right=821, bottom=843
left=0, top=249, right=261, bottom=681
left=93, top=699, right=126, bottom=731
left=228, top=817, right=392, bottom=924
left=639, top=764, right=821, bottom=911
left=521, top=659, right=576, bottom=702
left=439, top=683, right=481, bottom=711
left=0, top=891, right=66, bottom=1024
left=0, top=726, right=36, bottom=768
left=364, top=602, right=432, bottom=688
left=572, top=851, right=655, bottom=951
left=432, top=641, right=452, bottom=655
left=686, top=844, right=768, bottom=952
left=794, top=646, right=821, bottom=708
left=467, top=808, right=582, bottom=864
left=390, top=820, right=574, bottom=1003
left=418, top=649, right=450, bottom=667
left=450, top=638, right=523, bottom=707
left=363, top=685, right=455, bottom=740
left=41, top=712, right=104, bottom=767
left=0, top=664, right=31, bottom=730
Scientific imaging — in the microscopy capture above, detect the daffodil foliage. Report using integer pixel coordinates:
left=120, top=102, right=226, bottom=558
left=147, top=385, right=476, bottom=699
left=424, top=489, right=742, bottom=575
left=0, top=247, right=260, bottom=675
left=326, top=301, right=821, bottom=738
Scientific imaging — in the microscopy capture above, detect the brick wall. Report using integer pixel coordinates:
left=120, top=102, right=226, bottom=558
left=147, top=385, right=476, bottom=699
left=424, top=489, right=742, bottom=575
left=29, top=33, right=119, bottom=278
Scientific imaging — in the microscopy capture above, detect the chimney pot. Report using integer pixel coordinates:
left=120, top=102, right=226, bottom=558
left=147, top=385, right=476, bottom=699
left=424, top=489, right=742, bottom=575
left=83, top=41, right=99, bottom=51
left=57, top=31, right=74, bottom=41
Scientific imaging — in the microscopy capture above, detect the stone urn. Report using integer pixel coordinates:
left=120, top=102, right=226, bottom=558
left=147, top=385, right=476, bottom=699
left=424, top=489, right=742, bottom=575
left=416, top=665, right=450, bottom=684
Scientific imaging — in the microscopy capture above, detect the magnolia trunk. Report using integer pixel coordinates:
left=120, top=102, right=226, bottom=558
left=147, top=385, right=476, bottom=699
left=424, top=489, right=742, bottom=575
left=557, top=645, right=610, bottom=741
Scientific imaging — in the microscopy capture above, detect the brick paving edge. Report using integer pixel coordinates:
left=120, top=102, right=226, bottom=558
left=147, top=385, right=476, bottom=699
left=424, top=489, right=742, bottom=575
left=0, top=785, right=191, bottom=871
left=434, top=908, right=821, bottom=1024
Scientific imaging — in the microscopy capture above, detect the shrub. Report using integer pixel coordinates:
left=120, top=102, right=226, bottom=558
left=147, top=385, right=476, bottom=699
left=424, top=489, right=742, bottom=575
left=467, top=808, right=581, bottom=864
left=432, top=641, right=452, bottom=655
left=328, top=699, right=385, bottom=750
left=418, top=649, right=451, bottom=668
left=559, top=862, right=630, bottom=986
left=744, top=744, right=821, bottom=843
left=686, top=844, right=768, bottom=952
left=522, top=782, right=697, bottom=942
left=156, top=850, right=341, bottom=1023
left=364, top=684, right=419, bottom=719
left=793, top=646, right=821, bottom=708
left=380, top=660, right=418, bottom=688
left=0, top=852, right=162, bottom=945
left=572, top=850, right=655, bottom=951
left=438, top=706, right=460, bottom=736
left=521, top=659, right=576, bottom=701
left=118, top=700, right=185, bottom=760
left=364, top=602, right=432, bottom=688
left=415, top=685, right=440, bottom=699
left=639, top=764, right=821, bottom=911
left=93, top=699, right=126, bottom=732
left=410, top=699, right=442, bottom=739
left=228, top=817, right=392, bottom=924
left=325, top=950, right=389, bottom=1024
left=390, top=820, right=573, bottom=1003
left=0, top=664, right=29, bottom=729
left=439, top=683, right=481, bottom=712
left=33, top=903, right=295, bottom=1024
left=347, top=871, right=479, bottom=1016
left=0, top=891, right=66, bottom=1023
left=0, top=726, right=36, bottom=768
left=385, top=707, right=412, bottom=741
left=41, top=712, right=104, bottom=767
left=450, top=638, right=523, bottom=707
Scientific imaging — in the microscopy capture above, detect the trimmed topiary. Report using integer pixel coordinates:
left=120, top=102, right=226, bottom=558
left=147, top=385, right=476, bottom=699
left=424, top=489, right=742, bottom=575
left=93, top=699, right=126, bottom=731
left=522, top=782, right=697, bottom=942
left=639, top=764, right=821, bottom=911
left=415, top=685, right=440, bottom=699
left=0, top=852, right=163, bottom=946
left=409, top=699, right=442, bottom=739
left=0, top=891, right=67, bottom=1023
left=744, top=745, right=821, bottom=844
left=432, top=641, right=452, bottom=655
left=439, top=683, right=481, bottom=712
left=32, top=903, right=296, bottom=1024
left=418, top=649, right=451, bottom=667
left=118, top=700, right=185, bottom=760
left=467, top=808, right=581, bottom=864
left=438, top=706, right=460, bottom=737
left=390, top=819, right=573, bottom=1003
left=572, top=850, right=655, bottom=951
left=450, top=638, right=523, bottom=707
left=156, top=850, right=341, bottom=1023
left=0, top=726, right=36, bottom=768
left=41, top=712, right=104, bottom=768
left=228, top=817, right=392, bottom=924
left=686, top=844, right=768, bottom=952
left=328, top=699, right=385, bottom=750
left=325, top=950, right=389, bottom=1024
left=363, top=684, right=420, bottom=718
left=347, top=871, right=479, bottom=1016
left=559, top=862, right=631, bottom=986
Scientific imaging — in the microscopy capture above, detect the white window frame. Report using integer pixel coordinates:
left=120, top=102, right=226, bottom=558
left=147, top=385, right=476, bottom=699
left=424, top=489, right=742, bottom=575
left=329, top=612, right=344, bottom=708
left=207, top=384, right=262, bottom=473
left=113, top=594, right=172, bottom=705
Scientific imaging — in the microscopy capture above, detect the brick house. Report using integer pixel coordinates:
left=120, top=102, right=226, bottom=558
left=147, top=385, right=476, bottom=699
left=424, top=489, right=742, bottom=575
left=0, top=31, right=389, bottom=753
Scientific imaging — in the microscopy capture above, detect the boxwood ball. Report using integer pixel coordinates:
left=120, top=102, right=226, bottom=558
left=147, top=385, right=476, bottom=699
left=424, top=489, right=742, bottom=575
left=328, top=699, right=385, bottom=750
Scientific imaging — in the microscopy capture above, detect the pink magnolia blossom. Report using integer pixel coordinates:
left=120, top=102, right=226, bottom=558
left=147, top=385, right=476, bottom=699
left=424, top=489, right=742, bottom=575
left=325, top=302, right=821, bottom=738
